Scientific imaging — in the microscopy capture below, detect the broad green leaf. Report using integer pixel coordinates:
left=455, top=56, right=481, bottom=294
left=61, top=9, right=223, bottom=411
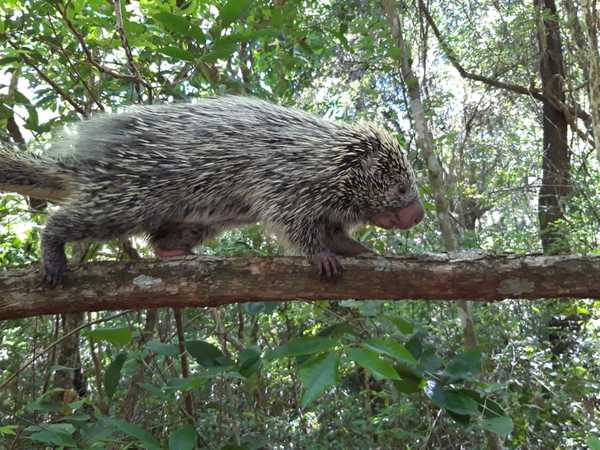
left=0, top=425, right=16, bottom=435
left=168, top=425, right=197, bottom=450
left=444, top=348, right=481, bottom=381
left=389, top=47, right=403, bottom=59
left=104, top=352, right=127, bottom=400
left=78, top=421, right=114, bottom=447
left=446, top=410, right=472, bottom=427
left=202, top=37, right=240, bottom=62
left=393, top=374, right=423, bottom=394
left=147, top=340, right=179, bottom=356
left=318, top=322, right=357, bottom=338
left=105, top=418, right=162, bottom=450
left=158, top=47, right=198, bottom=61
left=480, top=397, right=507, bottom=418
left=219, top=0, right=252, bottom=27
left=405, top=332, right=425, bottom=359
left=267, top=337, right=338, bottom=360
left=198, top=366, right=243, bottom=379
left=363, top=339, right=417, bottom=364
left=242, top=302, right=279, bottom=315
left=141, top=383, right=171, bottom=400
left=28, top=430, right=77, bottom=447
left=298, top=352, right=339, bottom=407
left=339, top=300, right=384, bottom=317
left=85, top=327, right=132, bottom=346
left=165, top=376, right=208, bottom=391
left=238, top=347, right=262, bottom=377
left=346, top=348, right=401, bottom=380
left=153, top=12, right=192, bottom=34
left=419, top=348, right=443, bottom=372
left=187, top=340, right=231, bottom=367
left=429, top=386, right=480, bottom=416
left=481, top=416, right=513, bottom=436
left=384, top=316, right=415, bottom=334
left=588, top=436, right=600, bottom=450
left=26, top=424, right=77, bottom=447
left=153, top=12, right=206, bottom=42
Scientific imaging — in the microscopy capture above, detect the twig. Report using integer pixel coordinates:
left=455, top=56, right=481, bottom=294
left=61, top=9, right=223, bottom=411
left=53, top=0, right=151, bottom=101
left=4, top=36, right=86, bottom=115
left=111, top=0, right=152, bottom=103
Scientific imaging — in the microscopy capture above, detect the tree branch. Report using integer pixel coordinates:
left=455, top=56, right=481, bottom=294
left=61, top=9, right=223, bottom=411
left=417, top=0, right=593, bottom=130
left=1, top=254, right=598, bottom=320
left=53, top=0, right=152, bottom=97
left=3, top=37, right=87, bottom=116
left=111, top=0, right=152, bottom=103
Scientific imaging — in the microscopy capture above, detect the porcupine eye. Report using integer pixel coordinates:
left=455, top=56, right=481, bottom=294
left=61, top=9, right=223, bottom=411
left=383, top=182, right=410, bottom=205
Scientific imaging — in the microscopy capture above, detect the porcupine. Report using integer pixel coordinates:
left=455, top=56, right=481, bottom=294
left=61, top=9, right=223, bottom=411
left=0, top=96, right=425, bottom=284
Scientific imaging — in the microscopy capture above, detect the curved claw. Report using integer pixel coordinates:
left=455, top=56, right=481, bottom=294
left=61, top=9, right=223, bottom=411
left=42, top=258, right=67, bottom=287
left=312, top=251, right=343, bottom=279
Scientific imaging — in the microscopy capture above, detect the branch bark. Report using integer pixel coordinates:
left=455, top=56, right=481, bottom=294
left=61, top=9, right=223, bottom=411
left=1, top=254, right=598, bottom=320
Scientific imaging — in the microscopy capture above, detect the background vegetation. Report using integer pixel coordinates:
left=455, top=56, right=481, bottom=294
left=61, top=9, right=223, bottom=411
left=0, top=0, right=599, bottom=448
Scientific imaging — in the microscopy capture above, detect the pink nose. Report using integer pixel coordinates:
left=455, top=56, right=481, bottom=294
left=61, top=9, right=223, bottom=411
left=412, top=201, right=425, bottom=225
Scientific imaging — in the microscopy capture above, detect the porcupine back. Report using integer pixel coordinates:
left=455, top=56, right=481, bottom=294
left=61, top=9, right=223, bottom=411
left=51, top=96, right=406, bottom=231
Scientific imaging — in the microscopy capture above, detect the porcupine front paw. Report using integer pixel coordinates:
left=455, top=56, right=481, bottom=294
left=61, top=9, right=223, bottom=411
left=312, top=250, right=343, bottom=279
left=42, top=250, right=67, bottom=286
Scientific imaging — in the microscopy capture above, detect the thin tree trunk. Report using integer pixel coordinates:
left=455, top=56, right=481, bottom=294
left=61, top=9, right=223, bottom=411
left=382, top=2, right=495, bottom=447
left=381, top=0, right=477, bottom=349
left=535, top=0, right=571, bottom=254
left=583, top=0, right=600, bottom=161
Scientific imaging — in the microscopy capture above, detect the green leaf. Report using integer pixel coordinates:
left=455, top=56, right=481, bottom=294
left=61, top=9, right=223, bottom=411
left=202, top=37, right=240, bottom=62
left=446, top=410, right=472, bottom=427
left=27, top=424, right=77, bottom=447
left=267, top=337, right=338, bottom=360
left=158, top=47, right=198, bottom=61
left=298, top=352, right=339, bottom=407
left=219, top=0, right=253, bottom=27
left=164, top=376, right=208, bottom=392
left=480, top=397, right=507, bottom=418
left=242, top=302, right=279, bottom=315
left=85, top=327, right=132, bottom=346
left=153, top=12, right=206, bottom=42
left=346, top=348, right=401, bottom=380
left=384, top=316, right=415, bottom=334
left=588, top=436, right=600, bottom=450
left=444, top=349, right=481, bottom=381
left=392, top=377, right=422, bottom=394
left=238, top=347, right=262, bottom=377
left=405, top=332, right=425, bottom=359
left=187, top=340, right=230, bottom=367
left=147, top=340, right=179, bottom=356
left=28, top=430, right=77, bottom=447
left=154, top=12, right=192, bottom=34
left=141, top=383, right=171, bottom=400
left=481, top=416, right=513, bottom=437
left=339, top=300, right=384, bottom=317
left=105, top=418, right=162, bottom=450
left=104, top=352, right=127, bottom=400
left=363, top=339, right=417, bottom=365
left=429, top=385, right=480, bottom=416
left=168, top=425, right=197, bottom=450
left=0, top=425, right=16, bottom=436
left=419, top=348, right=443, bottom=372
left=389, top=46, right=403, bottom=59
left=318, top=322, right=357, bottom=338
